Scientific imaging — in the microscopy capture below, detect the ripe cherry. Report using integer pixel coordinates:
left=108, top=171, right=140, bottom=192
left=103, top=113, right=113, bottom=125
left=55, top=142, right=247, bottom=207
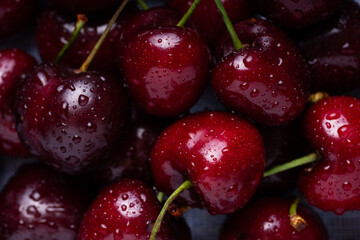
left=299, top=96, right=360, bottom=214
left=0, top=49, right=37, bottom=157
left=0, top=163, right=94, bottom=240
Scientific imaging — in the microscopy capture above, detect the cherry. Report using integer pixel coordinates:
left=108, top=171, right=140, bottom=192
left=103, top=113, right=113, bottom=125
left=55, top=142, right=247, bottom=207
left=219, top=197, right=329, bottom=240
left=36, top=5, right=139, bottom=72
left=48, top=0, right=122, bottom=14
left=93, top=107, right=169, bottom=185
left=257, top=0, right=343, bottom=29
left=167, top=0, right=253, bottom=47
left=151, top=111, right=265, bottom=214
left=257, top=122, right=306, bottom=195
left=77, top=179, right=190, bottom=240
left=13, top=63, right=130, bottom=174
left=118, top=26, right=211, bottom=117
left=296, top=0, right=360, bottom=94
left=212, top=18, right=310, bottom=126
left=0, top=163, right=94, bottom=240
left=299, top=96, right=360, bottom=214
left=0, top=0, right=36, bottom=39
left=0, top=49, right=37, bottom=157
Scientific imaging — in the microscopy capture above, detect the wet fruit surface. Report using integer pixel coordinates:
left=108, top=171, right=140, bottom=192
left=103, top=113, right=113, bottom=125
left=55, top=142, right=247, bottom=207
left=0, top=163, right=94, bottom=240
left=0, top=49, right=37, bottom=157
left=219, top=198, right=329, bottom=240
left=258, top=0, right=343, bottom=29
left=118, top=26, right=211, bottom=117
left=151, top=111, right=265, bottom=214
left=77, top=179, right=187, bottom=240
left=212, top=19, right=310, bottom=126
left=13, top=63, right=130, bottom=174
left=300, top=96, right=360, bottom=214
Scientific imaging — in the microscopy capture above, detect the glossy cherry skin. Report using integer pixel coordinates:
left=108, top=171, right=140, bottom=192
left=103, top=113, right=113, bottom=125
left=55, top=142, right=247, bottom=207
left=121, top=6, right=193, bottom=45
left=93, top=107, right=169, bottom=185
left=212, top=19, right=310, bottom=126
left=36, top=6, right=138, bottom=73
left=0, top=49, right=37, bottom=157
left=0, top=163, right=94, bottom=240
left=0, top=0, right=36, bottom=39
left=299, top=96, right=360, bottom=214
left=296, top=0, right=360, bottom=94
left=257, top=122, right=305, bottom=195
left=118, top=27, right=211, bottom=117
left=168, top=0, right=253, bottom=47
left=219, top=198, right=329, bottom=240
left=48, top=0, right=122, bottom=14
left=151, top=111, right=265, bottom=214
left=13, top=63, right=130, bottom=174
left=257, top=0, right=343, bottom=29
left=77, top=179, right=190, bottom=240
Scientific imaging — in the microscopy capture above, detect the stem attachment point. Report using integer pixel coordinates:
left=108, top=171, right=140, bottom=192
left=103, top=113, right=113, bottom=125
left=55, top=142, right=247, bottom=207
left=289, top=197, right=308, bottom=231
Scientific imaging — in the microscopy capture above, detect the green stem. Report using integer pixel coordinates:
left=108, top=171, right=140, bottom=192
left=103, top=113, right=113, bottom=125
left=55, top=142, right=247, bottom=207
left=77, top=0, right=128, bottom=72
left=137, top=0, right=148, bottom=10
left=150, top=180, right=193, bottom=240
left=55, top=14, right=88, bottom=64
left=213, top=0, right=243, bottom=50
left=289, top=197, right=307, bottom=231
left=157, top=192, right=165, bottom=204
left=177, top=0, right=201, bottom=27
left=263, top=153, right=318, bottom=178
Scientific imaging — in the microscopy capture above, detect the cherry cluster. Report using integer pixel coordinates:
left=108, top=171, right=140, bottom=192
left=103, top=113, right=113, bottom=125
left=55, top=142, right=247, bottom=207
left=0, top=0, right=359, bottom=239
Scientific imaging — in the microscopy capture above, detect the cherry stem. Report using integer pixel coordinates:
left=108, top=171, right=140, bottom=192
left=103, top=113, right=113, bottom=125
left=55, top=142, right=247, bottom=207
left=157, top=192, right=165, bottom=204
left=213, top=0, right=243, bottom=50
left=55, top=14, right=88, bottom=64
left=263, top=152, right=318, bottom=178
left=177, top=0, right=201, bottom=27
left=150, top=180, right=193, bottom=240
left=308, top=92, right=329, bottom=104
left=137, top=0, right=149, bottom=10
left=289, top=197, right=308, bottom=231
left=77, top=0, right=128, bottom=72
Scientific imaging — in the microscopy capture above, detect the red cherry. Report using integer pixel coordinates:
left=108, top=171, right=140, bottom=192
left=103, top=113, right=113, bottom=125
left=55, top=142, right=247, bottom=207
left=0, top=0, right=36, bottom=39
left=212, top=19, right=310, bottom=126
left=299, top=96, right=360, bottom=214
left=0, top=163, right=94, bottom=240
left=257, top=0, right=343, bottom=29
left=36, top=6, right=138, bottom=72
left=77, top=179, right=190, bottom=240
left=13, top=63, right=130, bottom=174
left=219, top=198, right=329, bottom=240
left=168, top=0, right=253, bottom=47
left=151, top=111, right=265, bottom=214
left=118, top=26, right=211, bottom=117
left=0, top=49, right=37, bottom=157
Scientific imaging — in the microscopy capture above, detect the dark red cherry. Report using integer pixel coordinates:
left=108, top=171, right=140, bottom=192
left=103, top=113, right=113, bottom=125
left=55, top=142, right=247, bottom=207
left=13, top=63, right=130, bottom=174
left=257, top=122, right=306, bottom=195
left=299, top=96, right=360, bottom=214
left=0, top=163, right=94, bottom=240
left=168, top=0, right=253, bottom=47
left=257, top=0, right=343, bottom=29
left=0, top=0, right=36, bottom=39
left=121, top=6, right=194, bottom=44
left=77, top=179, right=190, bottom=240
left=36, top=6, right=138, bottom=72
left=151, top=111, right=265, bottom=214
left=0, top=49, right=37, bottom=157
left=118, top=26, right=211, bottom=117
left=219, top=198, right=329, bottom=240
left=48, top=0, right=122, bottom=14
left=93, top=107, right=169, bottom=185
left=296, top=0, right=360, bottom=94
left=212, top=19, right=310, bottom=126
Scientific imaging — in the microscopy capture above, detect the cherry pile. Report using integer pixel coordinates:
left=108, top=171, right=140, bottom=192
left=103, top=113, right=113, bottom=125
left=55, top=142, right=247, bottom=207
left=0, top=0, right=360, bottom=239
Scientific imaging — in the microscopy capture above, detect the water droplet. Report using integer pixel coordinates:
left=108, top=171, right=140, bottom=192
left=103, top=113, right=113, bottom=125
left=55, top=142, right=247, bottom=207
left=72, top=135, right=82, bottom=144
left=250, top=89, right=259, bottom=97
left=78, top=95, right=89, bottom=106
left=86, top=122, right=97, bottom=133
left=342, top=181, right=352, bottom=191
